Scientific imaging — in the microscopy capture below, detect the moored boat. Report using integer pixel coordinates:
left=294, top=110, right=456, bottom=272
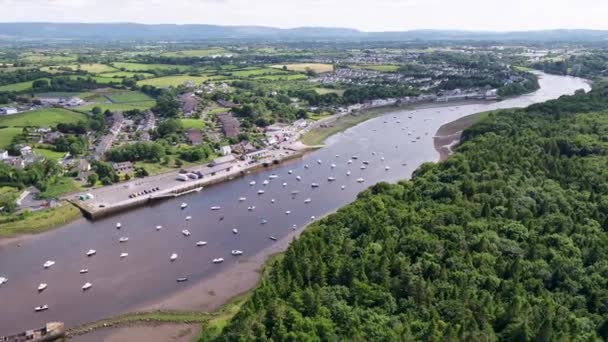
left=212, top=258, right=224, bottom=264
left=180, top=203, right=188, bottom=209
left=210, top=206, right=221, bottom=211
left=170, top=253, right=178, bottom=261
left=249, top=181, right=256, bottom=186
left=304, top=198, right=312, bottom=204
left=269, top=236, right=277, bottom=241
left=116, top=222, right=122, bottom=229
left=328, top=176, right=336, bottom=182
left=311, top=183, right=320, bottom=188
left=120, top=253, right=129, bottom=258
left=285, top=210, right=291, bottom=215
left=0, top=276, right=7, bottom=286
left=37, top=283, right=47, bottom=292
left=182, top=230, right=191, bottom=236
left=185, top=216, right=192, bottom=220
left=119, top=237, right=129, bottom=243
left=79, top=269, right=89, bottom=274
left=156, top=225, right=162, bottom=230
left=231, top=250, right=243, bottom=256
left=176, top=277, right=188, bottom=282
left=196, top=241, right=207, bottom=247
left=82, top=282, right=92, bottom=291
left=43, top=260, right=55, bottom=269
left=296, top=176, right=302, bottom=181
left=86, top=249, right=96, bottom=257
left=34, top=305, right=49, bottom=312
left=239, top=197, right=247, bottom=202
left=232, top=228, right=238, bottom=234
left=258, top=190, right=265, bottom=195
left=357, top=178, right=365, bottom=183
left=248, top=206, right=256, bottom=211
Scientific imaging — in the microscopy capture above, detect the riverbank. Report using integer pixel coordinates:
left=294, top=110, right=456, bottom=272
left=0, top=201, right=82, bottom=238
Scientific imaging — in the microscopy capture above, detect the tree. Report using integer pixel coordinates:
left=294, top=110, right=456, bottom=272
left=87, top=173, right=99, bottom=186
left=154, top=92, right=180, bottom=118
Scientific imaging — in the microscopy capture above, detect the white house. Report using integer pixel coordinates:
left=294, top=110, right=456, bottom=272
left=220, top=145, right=232, bottom=156
left=0, top=150, right=8, bottom=160
left=0, top=107, right=18, bottom=115
left=19, top=146, right=33, bottom=156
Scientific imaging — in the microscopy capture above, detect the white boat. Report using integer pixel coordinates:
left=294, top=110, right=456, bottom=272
left=291, top=191, right=299, bottom=195
left=263, top=180, right=269, bottom=185
left=385, top=166, right=391, bottom=171
left=119, top=237, right=129, bottom=243
left=285, top=210, right=291, bottom=215
left=317, top=160, right=322, bottom=164
left=296, top=176, right=302, bottom=181
left=269, top=236, right=277, bottom=241
left=79, top=269, right=88, bottom=274
left=292, top=224, right=297, bottom=230
left=311, top=183, right=320, bottom=188
left=185, top=216, right=192, bottom=221
left=357, top=178, right=365, bottom=183
left=271, top=199, right=275, bottom=203
left=352, top=156, right=359, bottom=160
left=288, top=170, right=293, bottom=174
left=311, top=216, right=316, bottom=220
left=360, top=166, right=367, bottom=170
left=211, top=206, right=221, bottom=211
left=304, top=164, right=309, bottom=169
left=257, top=190, right=265, bottom=195
left=43, top=261, right=55, bottom=269
left=181, top=230, right=191, bottom=237
left=120, top=253, right=129, bottom=258
left=331, top=164, right=336, bottom=168
left=170, top=253, right=178, bottom=261
left=282, top=182, right=287, bottom=187
left=176, top=277, right=188, bottom=282
left=0, top=276, right=7, bottom=286
left=82, top=282, right=92, bottom=291
left=34, top=305, right=49, bottom=312
left=346, top=171, right=351, bottom=176
left=363, top=161, right=370, bottom=165
left=372, top=152, right=376, bottom=155
left=335, top=154, right=340, bottom=158
left=37, top=283, right=47, bottom=292
left=156, top=225, right=162, bottom=230
left=181, top=203, right=188, bottom=209
left=231, top=250, right=243, bottom=256
left=261, top=219, right=268, bottom=225
left=249, top=181, right=256, bottom=186
left=239, top=197, right=247, bottom=202
left=232, top=228, right=238, bottom=234
left=341, top=185, right=346, bottom=190
left=196, top=241, right=207, bottom=247
left=212, top=258, right=224, bottom=264
left=116, top=222, right=121, bottom=229
left=328, top=177, right=336, bottom=182
left=248, top=206, right=256, bottom=211
left=304, top=198, right=312, bottom=204
left=347, top=159, right=353, bottom=164
left=381, top=157, right=385, bottom=161
left=269, top=174, right=278, bottom=179
left=86, top=249, right=96, bottom=257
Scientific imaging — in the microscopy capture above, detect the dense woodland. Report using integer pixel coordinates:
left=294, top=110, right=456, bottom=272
left=206, top=84, right=608, bottom=341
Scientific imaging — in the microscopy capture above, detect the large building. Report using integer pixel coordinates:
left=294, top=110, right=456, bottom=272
left=216, top=113, right=241, bottom=138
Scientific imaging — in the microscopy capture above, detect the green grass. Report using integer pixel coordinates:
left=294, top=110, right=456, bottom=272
left=229, top=68, right=289, bottom=77
left=105, top=91, right=153, bottom=103
left=0, top=127, right=23, bottom=148
left=180, top=118, right=205, bottom=130
left=137, top=75, right=209, bottom=87
left=254, top=74, right=308, bottom=81
left=513, top=65, right=534, bottom=72
left=161, top=48, right=231, bottom=58
left=0, top=79, right=48, bottom=92
left=112, top=62, right=191, bottom=72
left=66, top=63, right=117, bottom=74
left=349, top=64, right=400, bottom=72
left=34, top=148, right=66, bottom=161
left=0, top=108, right=87, bottom=128
left=98, top=71, right=154, bottom=79
left=67, top=75, right=123, bottom=85
left=37, top=177, right=81, bottom=199
left=0, top=202, right=82, bottom=238
left=315, top=88, right=345, bottom=96
left=77, top=101, right=156, bottom=112
left=21, top=54, right=77, bottom=64
left=308, top=112, right=332, bottom=121
left=0, top=186, right=18, bottom=203
left=271, top=63, right=334, bottom=73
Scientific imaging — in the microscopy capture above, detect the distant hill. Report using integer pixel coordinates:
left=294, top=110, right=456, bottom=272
left=0, top=23, right=608, bottom=42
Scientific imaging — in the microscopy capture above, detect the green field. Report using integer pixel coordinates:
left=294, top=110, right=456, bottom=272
left=66, top=63, right=117, bottom=74
left=180, top=118, right=205, bottom=129
left=254, top=74, right=308, bottom=81
left=271, top=63, right=334, bottom=73
left=315, top=88, right=345, bottom=96
left=34, top=148, right=67, bottom=161
left=21, top=54, right=77, bottom=64
left=0, top=79, right=48, bottom=92
left=112, top=62, right=191, bottom=72
left=77, top=101, right=156, bottom=112
left=67, top=75, right=123, bottom=85
left=98, top=71, right=154, bottom=79
left=349, top=64, right=400, bottom=72
left=160, top=48, right=231, bottom=58
left=0, top=108, right=87, bottom=128
left=38, top=177, right=81, bottom=198
left=105, top=91, right=153, bottom=103
left=137, top=75, right=209, bottom=87
left=0, top=127, right=23, bottom=148
left=0, top=202, right=82, bottom=238
left=230, top=68, right=290, bottom=77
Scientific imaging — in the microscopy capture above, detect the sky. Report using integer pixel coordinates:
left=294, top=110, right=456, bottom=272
left=2, top=0, right=608, bottom=32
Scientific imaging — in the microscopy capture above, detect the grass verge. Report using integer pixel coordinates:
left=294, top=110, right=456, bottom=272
left=0, top=201, right=82, bottom=238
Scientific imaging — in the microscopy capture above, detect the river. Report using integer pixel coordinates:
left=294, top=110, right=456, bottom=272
left=0, top=73, right=590, bottom=335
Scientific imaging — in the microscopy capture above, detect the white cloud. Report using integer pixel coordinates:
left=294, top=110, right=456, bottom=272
left=2, top=0, right=607, bottom=31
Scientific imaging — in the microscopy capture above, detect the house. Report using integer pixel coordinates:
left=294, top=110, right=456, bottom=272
left=112, top=162, right=133, bottom=175
left=219, top=145, right=232, bottom=156
left=216, top=99, right=237, bottom=108
left=0, top=107, right=18, bottom=115
left=19, top=146, right=33, bottom=156
left=186, top=128, right=203, bottom=146
left=43, top=132, right=64, bottom=144
left=245, top=149, right=271, bottom=162
left=178, top=93, right=198, bottom=116
left=109, top=112, right=124, bottom=136
left=216, top=113, right=240, bottom=138
left=0, top=150, right=8, bottom=160
left=4, top=157, right=25, bottom=169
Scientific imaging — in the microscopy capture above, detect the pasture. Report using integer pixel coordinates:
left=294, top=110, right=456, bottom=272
left=161, top=48, right=231, bottom=58
left=0, top=108, right=87, bottom=128
left=0, top=127, right=22, bottom=148
left=349, top=64, right=400, bottom=72
left=137, top=75, right=209, bottom=87
left=271, top=63, right=334, bottom=74
left=180, top=118, right=205, bottom=130
left=98, top=71, right=154, bottom=79
left=77, top=101, right=156, bottom=112
left=315, top=88, right=345, bottom=96
left=112, top=62, right=191, bottom=72
left=105, top=91, right=153, bottom=104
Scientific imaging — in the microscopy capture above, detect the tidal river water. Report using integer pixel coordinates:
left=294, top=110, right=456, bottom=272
left=0, top=72, right=590, bottom=335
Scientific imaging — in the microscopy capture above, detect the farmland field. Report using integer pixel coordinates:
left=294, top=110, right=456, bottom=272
left=0, top=108, right=87, bottom=128
left=271, top=63, right=334, bottom=74
left=254, top=74, right=308, bottom=81
left=0, top=127, right=22, bottom=148
left=65, top=63, right=117, bottom=74
left=105, top=91, right=153, bottom=103
left=230, top=68, right=291, bottom=77
left=77, top=101, right=156, bottom=112
left=180, top=118, right=205, bottom=129
left=349, top=64, right=400, bottom=72
left=315, top=88, right=345, bottom=96
left=98, top=71, right=154, bottom=79
left=34, top=148, right=67, bottom=161
left=137, top=75, right=209, bottom=87
left=67, top=75, right=123, bottom=85
left=112, top=62, right=191, bottom=72
left=21, top=54, right=77, bottom=64
left=0, top=78, right=49, bottom=92
left=160, top=48, right=231, bottom=58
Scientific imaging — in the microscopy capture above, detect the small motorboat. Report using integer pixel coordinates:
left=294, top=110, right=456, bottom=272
left=219, top=216, right=224, bottom=221
left=170, top=253, right=178, bottom=262
left=239, top=197, right=247, bottom=202
left=292, top=224, right=297, bottom=230
left=185, top=216, right=192, bottom=221
left=86, top=249, right=96, bottom=257
left=381, top=157, right=385, bottom=161
left=119, top=237, right=129, bottom=243
left=269, top=236, right=277, bottom=241
left=116, top=222, right=122, bottom=229
left=271, top=199, right=275, bottom=203
left=34, top=305, right=49, bottom=312
left=311, top=216, right=316, bottom=220
left=352, top=156, right=359, bottom=160
left=341, top=185, right=346, bottom=190
left=335, top=154, right=340, bottom=158
left=372, top=152, right=376, bottom=156
left=43, top=261, right=55, bottom=269
left=79, top=269, right=89, bottom=274
left=357, top=178, right=365, bottom=183
left=232, top=228, right=238, bottom=234
left=176, top=277, right=188, bottom=282
left=363, top=161, right=370, bottom=165
left=156, top=225, right=162, bottom=230
left=285, top=210, right=291, bottom=215
left=261, top=219, right=268, bottom=225
left=211, top=206, right=221, bottom=211
left=249, top=181, right=256, bottom=186
left=212, top=258, right=224, bottom=264
left=231, top=250, right=243, bottom=256
left=82, top=282, right=92, bottom=291
left=196, top=241, right=207, bottom=247
left=180, top=203, right=188, bottom=209
left=331, top=163, right=336, bottom=168
left=269, top=174, right=279, bottom=179
left=385, top=166, right=391, bottom=171
left=37, top=283, right=47, bottom=292
left=317, top=160, right=322, bottom=165
left=328, top=177, right=336, bottom=182
left=311, top=183, right=320, bottom=188
left=263, top=180, right=269, bottom=186
left=258, top=190, right=265, bottom=195
left=288, top=170, right=293, bottom=174
left=347, top=159, right=353, bottom=164
left=282, top=182, right=287, bottom=187
left=120, top=253, right=129, bottom=258
left=296, top=176, right=302, bottom=181
left=304, top=198, right=312, bottom=204
left=248, top=206, right=256, bottom=211
left=360, top=166, right=367, bottom=170
left=182, top=230, right=191, bottom=236
left=0, top=276, right=7, bottom=286
left=346, top=171, right=351, bottom=176
left=304, top=164, right=309, bottom=169
left=291, top=191, right=299, bottom=195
